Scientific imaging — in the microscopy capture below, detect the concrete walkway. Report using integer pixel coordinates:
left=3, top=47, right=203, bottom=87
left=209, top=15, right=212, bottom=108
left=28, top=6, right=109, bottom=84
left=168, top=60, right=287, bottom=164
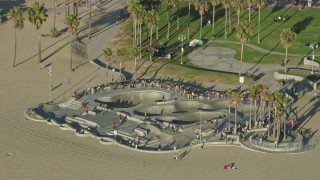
left=188, top=44, right=319, bottom=92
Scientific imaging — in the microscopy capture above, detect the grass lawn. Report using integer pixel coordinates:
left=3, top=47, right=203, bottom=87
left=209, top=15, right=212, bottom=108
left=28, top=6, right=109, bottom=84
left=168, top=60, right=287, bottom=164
left=113, top=1, right=320, bottom=84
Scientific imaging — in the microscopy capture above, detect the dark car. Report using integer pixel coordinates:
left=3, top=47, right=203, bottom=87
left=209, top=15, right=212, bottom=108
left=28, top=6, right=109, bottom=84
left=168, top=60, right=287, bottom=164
left=153, top=44, right=167, bottom=57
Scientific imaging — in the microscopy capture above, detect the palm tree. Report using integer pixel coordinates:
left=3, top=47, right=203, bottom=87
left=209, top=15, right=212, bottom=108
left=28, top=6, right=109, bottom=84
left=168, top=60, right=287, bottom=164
left=130, top=46, right=140, bottom=80
left=256, top=0, right=265, bottom=43
left=194, top=0, right=210, bottom=39
left=221, top=0, right=231, bottom=38
left=137, top=6, right=145, bottom=58
left=65, top=14, right=79, bottom=70
left=6, top=6, right=24, bottom=67
left=273, top=92, right=288, bottom=142
left=117, top=48, right=128, bottom=80
left=233, top=91, right=241, bottom=134
left=103, top=48, right=113, bottom=84
left=28, top=1, right=48, bottom=64
left=210, top=0, right=220, bottom=37
left=246, top=0, right=255, bottom=23
left=236, top=21, right=251, bottom=76
left=128, top=0, right=141, bottom=46
left=145, top=10, right=160, bottom=61
left=226, top=89, right=233, bottom=131
left=280, top=28, right=296, bottom=73
left=232, top=0, right=244, bottom=26
left=51, top=0, right=58, bottom=38
left=54, top=0, right=57, bottom=29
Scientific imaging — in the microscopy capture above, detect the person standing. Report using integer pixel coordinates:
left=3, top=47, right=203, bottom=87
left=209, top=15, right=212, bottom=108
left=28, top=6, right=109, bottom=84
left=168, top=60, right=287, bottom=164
left=113, top=121, right=117, bottom=130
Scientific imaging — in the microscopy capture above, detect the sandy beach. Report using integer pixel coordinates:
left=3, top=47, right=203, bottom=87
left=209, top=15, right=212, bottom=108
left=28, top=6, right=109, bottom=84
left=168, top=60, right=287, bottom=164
left=1, top=0, right=320, bottom=179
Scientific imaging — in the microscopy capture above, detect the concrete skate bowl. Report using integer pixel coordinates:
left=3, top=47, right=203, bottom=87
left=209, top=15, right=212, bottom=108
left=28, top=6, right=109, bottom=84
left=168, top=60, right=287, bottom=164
left=134, top=100, right=230, bottom=116
left=31, top=103, right=61, bottom=120
left=96, top=90, right=172, bottom=108
left=156, top=111, right=227, bottom=125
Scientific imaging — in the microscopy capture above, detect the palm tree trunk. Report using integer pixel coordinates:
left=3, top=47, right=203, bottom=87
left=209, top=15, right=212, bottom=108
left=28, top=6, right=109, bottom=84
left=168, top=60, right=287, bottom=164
left=120, top=60, right=122, bottom=79
left=140, top=24, right=142, bottom=59
left=254, top=100, right=257, bottom=127
left=212, top=6, right=215, bottom=37
left=156, top=25, right=159, bottom=39
left=237, top=13, right=240, bottom=26
left=268, top=108, right=271, bottom=138
left=89, top=0, right=92, bottom=39
left=67, top=0, right=70, bottom=16
left=134, top=57, right=137, bottom=80
left=228, top=7, right=231, bottom=32
left=235, top=107, right=237, bottom=134
left=150, top=28, right=153, bottom=61
left=228, top=105, right=231, bottom=131
left=13, top=28, right=17, bottom=67
left=136, top=23, right=139, bottom=46
left=132, top=20, right=135, bottom=46
left=177, top=3, right=180, bottom=29
left=167, top=9, right=170, bottom=39
left=64, top=0, right=67, bottom=17
left=224, top=8, right=227, bottom=38
left=38, top=34, right=42, bottom=64
left=239, top=43, right=244, bottom=75
left=249, top=100, right=252, bottom=129
left=200, top=15, right=202, bottom=39
left=70, top=39, right=73, bottom=70
left=258, top=7, right=261, bottom=43
left=106, top=59, right=109, bottom=84
left=284, top=121, right=287, bottom=140
left=285, top=47, right=288, bottom=73
left=277, top=119, right=280, bottom=142
left=54, top=0, right=57, bottom=29
left=188, top=0, right=191, bottom=15
left=259, top=100, right=262, bottom=123
left=248, top=7, right=251, bottom=23
left=273, top=106, right=277, bottom=139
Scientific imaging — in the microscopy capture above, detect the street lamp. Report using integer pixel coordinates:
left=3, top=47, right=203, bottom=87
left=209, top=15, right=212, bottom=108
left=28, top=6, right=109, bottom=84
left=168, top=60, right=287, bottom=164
left=48, top=65, right=53, bottom=102
left=309, top=42, right=318, bottom=74
left=178, top=35, right=186, bottom=65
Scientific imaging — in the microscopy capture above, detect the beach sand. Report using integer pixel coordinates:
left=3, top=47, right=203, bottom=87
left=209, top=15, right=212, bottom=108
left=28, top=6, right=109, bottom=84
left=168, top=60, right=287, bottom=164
left=1, top=1, right=320, bottom=179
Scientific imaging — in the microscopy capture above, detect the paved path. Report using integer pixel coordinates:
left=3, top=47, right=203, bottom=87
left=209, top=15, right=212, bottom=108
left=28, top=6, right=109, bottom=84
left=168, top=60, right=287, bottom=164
left=188, top=44, right=319, bottom=92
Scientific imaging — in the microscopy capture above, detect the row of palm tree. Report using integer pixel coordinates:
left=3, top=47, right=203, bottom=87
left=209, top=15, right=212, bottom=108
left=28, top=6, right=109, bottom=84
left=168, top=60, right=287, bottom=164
left=226, top=84, right=290, bottom=142
left=128, top=0, right=160, bottom=60
left=6, top=1, right=48, bottom=66
left=7, top=1, right=91, bottom=70
left=103, top=46, right=141, bottom=83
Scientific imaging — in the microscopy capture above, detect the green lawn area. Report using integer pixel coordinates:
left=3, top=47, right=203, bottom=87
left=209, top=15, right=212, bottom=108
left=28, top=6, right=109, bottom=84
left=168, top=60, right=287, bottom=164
left=124, top=1, right=320, bottom=56
left=118, top=1, right=320, bottom=84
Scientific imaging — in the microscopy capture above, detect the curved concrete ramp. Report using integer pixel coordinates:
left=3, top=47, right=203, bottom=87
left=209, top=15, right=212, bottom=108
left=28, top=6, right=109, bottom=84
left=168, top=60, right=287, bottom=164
left=135, top=100, right=229, bottom=116
left=157, top=111, right=226, bottom=124
left=97, top=90, right=171, bottom=108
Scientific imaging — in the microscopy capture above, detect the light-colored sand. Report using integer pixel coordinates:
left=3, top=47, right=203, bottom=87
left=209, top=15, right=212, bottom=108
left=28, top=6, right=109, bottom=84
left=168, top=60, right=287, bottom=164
left=1, top=1, right=320, bottom=179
